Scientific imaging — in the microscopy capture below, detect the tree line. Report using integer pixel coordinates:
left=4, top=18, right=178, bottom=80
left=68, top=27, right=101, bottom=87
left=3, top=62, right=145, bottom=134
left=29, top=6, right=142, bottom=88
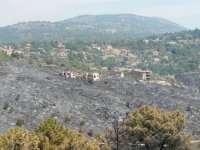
left=0, top=106, right=198, bottom=150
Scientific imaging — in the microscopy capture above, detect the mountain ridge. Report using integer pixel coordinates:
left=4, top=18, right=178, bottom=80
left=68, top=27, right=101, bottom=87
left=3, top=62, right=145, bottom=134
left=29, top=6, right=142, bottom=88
left=0, top=14, right=186, bottom=43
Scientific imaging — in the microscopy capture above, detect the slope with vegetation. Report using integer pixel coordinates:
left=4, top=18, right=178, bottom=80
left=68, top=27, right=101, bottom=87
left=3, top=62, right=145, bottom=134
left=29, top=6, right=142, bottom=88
left=1, top=29, right=200, bottom=77
left=0, top=14, right=185, bottom=43
left=111, top=29, right=200, bottom=75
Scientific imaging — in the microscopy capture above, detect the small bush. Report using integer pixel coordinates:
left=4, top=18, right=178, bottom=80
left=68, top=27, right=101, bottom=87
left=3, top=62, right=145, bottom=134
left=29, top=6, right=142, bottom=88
left=80, top=120, right=86, bottom=127
left=16, top=118, right=25, bottom=127
left=64, top=115, right=71, bottom=123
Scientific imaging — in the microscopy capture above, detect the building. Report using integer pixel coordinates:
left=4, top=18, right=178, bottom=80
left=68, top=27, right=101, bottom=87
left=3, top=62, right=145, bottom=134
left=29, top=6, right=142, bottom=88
left=67, top=72, right=76, bottom=79
left=57, top=51, right=68, bottom=58
left=2, top=46, right=13, bottom=56
left=25, top=43, right=32, bottom=50
left=59, top=70, right=65, bottom=76
left=58, top=43, right=65, bottom=49
left=59, top=71, right=76, bottom=79
left=58, top=70, right=101, bottom=81
left=107, top=45, right=113, bottom=50
left=82, top=72, right=89, bottom=80
left=92, top=44, right=101, bottom=50
left=152, top=51, right=159, bottom=56
left=131, top=69, right=151, bottom=80
left=87, top=73, right=100, bottom=81
left=143, top=39, right=149, bottom=44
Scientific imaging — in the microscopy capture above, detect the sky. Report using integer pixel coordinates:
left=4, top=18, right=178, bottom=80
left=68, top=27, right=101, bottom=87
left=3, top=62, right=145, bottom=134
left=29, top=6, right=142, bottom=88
left=0, top=0, right=200, bottom=29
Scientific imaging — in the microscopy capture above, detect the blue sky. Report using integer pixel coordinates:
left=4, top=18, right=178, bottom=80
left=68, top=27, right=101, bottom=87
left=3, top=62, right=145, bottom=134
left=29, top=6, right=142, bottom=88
left=0, top=0, right=199, bottom=29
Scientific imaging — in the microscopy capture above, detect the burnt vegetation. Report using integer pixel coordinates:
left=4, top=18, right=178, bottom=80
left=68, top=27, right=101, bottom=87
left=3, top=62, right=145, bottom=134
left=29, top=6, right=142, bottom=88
left=0, top=60, right=200, bottom=149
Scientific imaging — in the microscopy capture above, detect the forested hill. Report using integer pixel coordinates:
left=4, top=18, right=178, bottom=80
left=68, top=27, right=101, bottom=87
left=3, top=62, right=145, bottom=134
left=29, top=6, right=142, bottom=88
left=0, top=14, right=185, bottom=43
left=111, top=29, right=200, bottom=75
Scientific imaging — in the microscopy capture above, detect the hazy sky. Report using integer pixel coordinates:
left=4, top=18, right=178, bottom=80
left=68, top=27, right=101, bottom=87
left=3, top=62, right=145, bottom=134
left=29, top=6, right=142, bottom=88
left=0, top=0, right=199, bottom=29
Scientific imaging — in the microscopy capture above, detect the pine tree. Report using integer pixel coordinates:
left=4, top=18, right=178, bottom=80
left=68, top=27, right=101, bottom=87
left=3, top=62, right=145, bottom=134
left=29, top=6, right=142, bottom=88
left=118, top=106, right=192, bottom=150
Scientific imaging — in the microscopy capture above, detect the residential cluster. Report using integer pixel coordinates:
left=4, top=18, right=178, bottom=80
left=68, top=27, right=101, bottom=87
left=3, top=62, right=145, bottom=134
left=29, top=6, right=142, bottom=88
left=0, top=43, right=140, bottom=67
left=58, top=67, right=152, bottom=82
left=0, top=42, right=155, bottom=82
left=58, top=71, right=100, bottom=81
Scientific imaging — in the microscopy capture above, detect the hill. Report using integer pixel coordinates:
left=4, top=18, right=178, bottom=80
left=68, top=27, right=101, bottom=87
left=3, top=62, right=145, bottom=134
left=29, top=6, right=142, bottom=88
left=111, top=29, right=200, bottom=75
left=0, top=60, right=200, bottom=138
left=0, top=14, right=185, bottom=43
left=1, top=29, right=200, bottom=76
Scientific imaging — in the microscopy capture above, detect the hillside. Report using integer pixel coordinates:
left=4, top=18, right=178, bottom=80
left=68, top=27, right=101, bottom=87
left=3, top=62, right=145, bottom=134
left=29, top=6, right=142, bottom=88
left=0, top=60, right=200, bottom=138
left=1, top=29, right=200, bottom=77
left=110, top=29, right=200, bottom=75
left=0, top=14, right=185, bottom=43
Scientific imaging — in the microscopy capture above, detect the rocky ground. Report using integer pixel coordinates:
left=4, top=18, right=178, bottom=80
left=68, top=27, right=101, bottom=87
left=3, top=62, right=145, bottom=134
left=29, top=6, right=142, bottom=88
left=0, top=60, right=200, bottom=138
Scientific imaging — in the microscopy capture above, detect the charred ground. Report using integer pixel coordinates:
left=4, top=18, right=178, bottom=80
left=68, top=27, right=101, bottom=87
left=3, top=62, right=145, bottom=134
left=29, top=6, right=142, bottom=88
left=0, top=60, right=200, bottom=138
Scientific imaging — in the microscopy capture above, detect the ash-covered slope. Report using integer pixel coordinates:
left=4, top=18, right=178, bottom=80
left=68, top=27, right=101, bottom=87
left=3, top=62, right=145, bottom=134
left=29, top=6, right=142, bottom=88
left=176, top=72, right=200, bottom=88
left=0, top=61, right=199, bottom=136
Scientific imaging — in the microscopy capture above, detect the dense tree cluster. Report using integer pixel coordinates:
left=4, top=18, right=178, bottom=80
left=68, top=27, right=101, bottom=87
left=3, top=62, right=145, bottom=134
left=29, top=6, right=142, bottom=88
left=0, top=119, right=101, bottom=150
left=2, top=28, right=200, bottom=75
left=0, top=106, right=197, bottom=150
left=111, top=30, right=200, bottom=75
left=123, top=106, right=191, bottom=149
left=107, top=106, right=193, bottom=150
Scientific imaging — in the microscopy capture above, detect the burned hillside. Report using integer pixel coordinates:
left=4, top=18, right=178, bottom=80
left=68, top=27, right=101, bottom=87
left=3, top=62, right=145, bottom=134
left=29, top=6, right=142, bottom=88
left=0, top=60, right=200, bottom=137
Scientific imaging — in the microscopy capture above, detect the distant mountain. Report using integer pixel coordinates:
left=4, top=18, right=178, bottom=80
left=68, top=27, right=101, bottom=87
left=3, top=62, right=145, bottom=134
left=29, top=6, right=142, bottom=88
left=0, top=14, right=186, bottom=43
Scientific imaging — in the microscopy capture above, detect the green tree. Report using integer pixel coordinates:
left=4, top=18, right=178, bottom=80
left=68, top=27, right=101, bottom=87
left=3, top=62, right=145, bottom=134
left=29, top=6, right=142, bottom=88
left=118, top=106, right=192, bottom=150
left=0, top=128, right=48, bottom=150
left=35, top=119, right=100, bottom=150
left=0, top=119, right=103, bottom=150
